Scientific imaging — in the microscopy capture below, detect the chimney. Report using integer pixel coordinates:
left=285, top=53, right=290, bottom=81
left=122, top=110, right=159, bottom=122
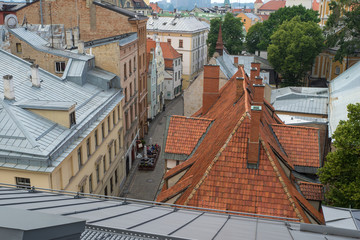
left=31, top=64, right=41, bottom=87
left=236, top=77, right=244, bottom=99
left=65, top=29, right=73, bottom=49
left=250, top=67, right=257, bottom=83
left=251, top=62, right=261, bottom=77
left=248, top=83, right=265, bottom=167
left=255, top=76, right=263, bottom=85
left=234, top=57, right=239, bottom=66
left=78, top=40, right=85, bottom=54
left=3, top=75, right=15, bottom=100
left=215, top=23, right=224, bottom=56
left=203, top=65, right=220, bottom=114
left=73, top=27, right=80, bottom=47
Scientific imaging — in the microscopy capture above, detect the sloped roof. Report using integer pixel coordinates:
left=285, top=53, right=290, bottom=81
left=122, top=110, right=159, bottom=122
left=244, top=13, right=261, bottom=21
left=165, top=116, right=212, bottom=156
left=329, top=61, right=360, bottom=137
left=323, top=205, right=360, bottom=231
left=158, top=66, right=324, bottom=223
left=149, top=2, right=162, bottom=12
left=147, top=17, right=210, bottom=33
left=255, top=0, right=263, bottom=3
left=93, top=0, right=148, bottom=20
left=0, top=185, right=358, bottom=240
left=299, top=182, right=324, bottom=201
left=259, top=14, right=270, bottom=21
left=259, top=0, right=286, bottom=11
left=160, top=42, right=181, bottom=59
left=271, top=124, right=320, bottom=168
left=0, top=50, right=122, bottom=172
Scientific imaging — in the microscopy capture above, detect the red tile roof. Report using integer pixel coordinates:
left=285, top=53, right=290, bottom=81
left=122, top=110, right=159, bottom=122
left=258, top=14, right=270, bottom=21
left=299, top=182, right=324, bottom=201
left=146, top=38, right=156, bottom=53
left=258, top=0, right=286, bottom=11
left=271, top=124, right=320, bottom=168
left=149, top=2, right=162, bottom=13
left=157, top=66, right=324, bottom=224
left=160, top=42, right=181, bottom=60
left=255, top=0, right=263, bottom=3
left=312, top=0, right=320, bottom=11
left=165, top=116, right=212, bottom=155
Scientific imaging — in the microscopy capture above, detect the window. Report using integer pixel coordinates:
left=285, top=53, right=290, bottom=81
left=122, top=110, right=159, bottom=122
left=55, top=61, right=66, bottom=73
left=130, top=82, right=133, bottom=97
left=134, top=56, right=136, bottom=71
left=70, top=111, right=76, bottom=127
left=167, top=39, right=171, bottom=44
left=89, top=174, right=93, bottom=193
left=243, top=19, right=246, bottom=22
left=107, top=117, right=111, bottom=133
left=15, top=177, right=30, bottom=189
left=124, top=63, right=127, bottom=79
left=104, top=186, right=108, bottom=196
left=129, top=60, right=132, bottom=76
left=108, top=146, right=112, bottom=164
left=115, top=169, right=118, bottom=184
left=335, top=66, right=341, bottom=75
left=102, top=123, right=105, bottom=139
left=103, top=156, right=106, bottom=173
left=95, top=130, right=98, bottom=147
left=179, top=39, right=184, bottom=48
left=79, top=185, right=84, bottom=193
left=16, top=43, right=22, bottom=53
left=110, top=177, right=114, bottom=192
left=113, top=111, right=116, bottom=125
left=180, top=53, right=183, bottom=61
left=96, top=164, right=100, bottom=183
left=86, top=138, right=91, bottom=157
left=118, top=105, right=121, bottom=120
left=125, top=87, right=128, bottom=102
left=78, top=148, right=82, bottom=169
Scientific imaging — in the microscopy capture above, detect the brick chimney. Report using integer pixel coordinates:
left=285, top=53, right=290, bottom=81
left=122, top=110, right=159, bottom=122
left=248, top=83, right=265, bottom=167
left=78, top=40, right=85, bottom=54
left=3, top=75, right=15, bottom=100
left=31, top=64, right=41, bottom=88
left=234, top=57, right=239, bottom=66
left=236, top=77, right=244, bottom=99
left=203, top=65, right=220, bottom=114
left=255, top=76, right=263, bottom=85
left=251, top=62, right=261, bottom=77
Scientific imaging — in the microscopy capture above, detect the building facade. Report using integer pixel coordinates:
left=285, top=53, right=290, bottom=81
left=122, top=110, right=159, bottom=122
left=15, top=0, right=149, bottom=138
left=147, top=38, right=165, bottom=119
left=147, top=16, right=209, bottom=89
left=0, top=49, right=125, bottom=197
left=102, top=0, right=152, bottom=15
left=162, top=42, right=182, bottom=100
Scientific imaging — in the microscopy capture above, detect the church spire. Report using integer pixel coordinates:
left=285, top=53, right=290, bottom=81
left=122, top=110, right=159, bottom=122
left=224, top=0, right=231, bottom=7
left=215, top=23, right=224, bottom=56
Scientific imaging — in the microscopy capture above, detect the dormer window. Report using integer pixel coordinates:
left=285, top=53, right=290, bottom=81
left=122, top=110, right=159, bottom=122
left=55, top=61, right=66, bottom=73
left=70, top=111, right=76, bottom=127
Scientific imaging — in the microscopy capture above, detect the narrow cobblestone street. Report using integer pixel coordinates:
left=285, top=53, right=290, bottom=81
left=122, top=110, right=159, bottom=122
left=120, top=95, right=184, bottom=201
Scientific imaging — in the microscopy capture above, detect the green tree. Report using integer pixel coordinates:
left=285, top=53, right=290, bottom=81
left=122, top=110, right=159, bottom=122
left=268, top=17, right=324, bottom=86
left=207, top=13, right=244, bottom=57
left=319, top=103, right=360, bottom=208
left=324, top=0, right=360, bottom=62
left=245, top=5, right=319, bottom=53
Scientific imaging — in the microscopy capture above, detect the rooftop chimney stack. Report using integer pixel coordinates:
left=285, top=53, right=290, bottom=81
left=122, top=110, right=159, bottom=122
left=234, top=57, right=239, bottom=67
left=203, top=65, right=220, bottom=114
left=251, top=62, right=261, bottom=77
left=255, top=76, right=263, bottom=85
left=78, top=40, right=85, bottom=54
left=3, top=75, right=15, bottom=100
left=31, top=64, right=41, bottom=88
left=65, top=29, right=73, bottom=49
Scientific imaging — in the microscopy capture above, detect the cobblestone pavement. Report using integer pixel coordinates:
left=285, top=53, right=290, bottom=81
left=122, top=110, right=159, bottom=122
left=120, top=95, right=184, bottom=201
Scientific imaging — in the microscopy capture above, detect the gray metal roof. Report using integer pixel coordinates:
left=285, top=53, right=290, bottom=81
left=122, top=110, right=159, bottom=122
left=0, top=49, right=122, bottom=172
left=216, top=51, right=238, bottom=79
left=329, top=61, right=360, bottom=137
left=147, top=17, right=210, bottom=33
left=85, top=33, right=138, bottom=49
left=271, top=87, right=328, bottom=115
left=322, top=206, right=360, bottom=231
left=9, top=27, right=93, bottom=61
left=244, top=13, right=261, bottom=21
left=0, top=185, right=359, bottom=240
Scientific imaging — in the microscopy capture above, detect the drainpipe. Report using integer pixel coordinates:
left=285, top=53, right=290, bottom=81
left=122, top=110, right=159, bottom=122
left=40, top=0, right=44, bottom=27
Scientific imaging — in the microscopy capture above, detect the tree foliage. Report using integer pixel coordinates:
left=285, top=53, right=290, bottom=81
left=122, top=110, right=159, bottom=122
left=268, top=17, right=324, bottom=86
left=245, top=5, right=319, bottom=53
left=319, top=103, right=360, bottom=208
left=324, top=0, right=360, bottom=62
left=207, top=13, right=244, bottom=57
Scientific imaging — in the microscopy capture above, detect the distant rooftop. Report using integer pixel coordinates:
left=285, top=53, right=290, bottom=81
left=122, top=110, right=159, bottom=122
left=147, top=16, right=210, bottom=33
left=0, top=184, right=359, bottom=240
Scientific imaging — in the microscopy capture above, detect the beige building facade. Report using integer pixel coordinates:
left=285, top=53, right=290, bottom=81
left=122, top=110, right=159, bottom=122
left=147, top=16, right=209, bottom=89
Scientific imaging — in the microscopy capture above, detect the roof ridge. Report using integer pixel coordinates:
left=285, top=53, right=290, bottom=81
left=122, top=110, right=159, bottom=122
left=299, top=181, right=323, bottom=186
left=183, top=111, right=248, bottom=205
left=171, top=115, right=214, bottom=122
left=1, top=102, right=40, bottom=149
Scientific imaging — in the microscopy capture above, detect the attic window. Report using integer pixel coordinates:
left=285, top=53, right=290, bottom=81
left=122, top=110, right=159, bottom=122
left=55, top=61, right=66, bottom=73
left=70, top=111, right=76, bottom=127
left=16, top=43, right=22, bottom=53
left=163, top=22, right=167, bottom=25
left=15, top=177, right=30, bottom=189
